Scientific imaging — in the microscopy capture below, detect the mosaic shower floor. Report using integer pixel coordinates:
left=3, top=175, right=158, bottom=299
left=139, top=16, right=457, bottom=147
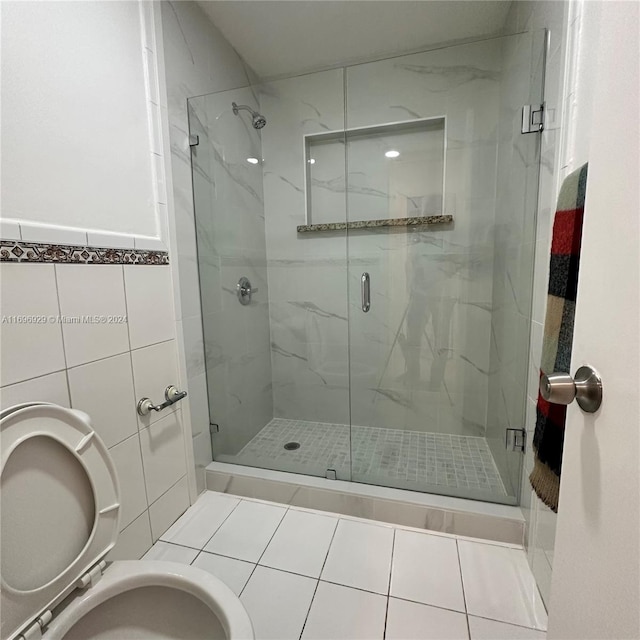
left=235, top=418, right=506, bottom=495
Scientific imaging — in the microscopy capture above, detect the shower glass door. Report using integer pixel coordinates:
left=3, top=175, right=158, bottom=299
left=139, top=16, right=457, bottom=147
left=345, top=32, right=545, bottom=504
left=190, top=31, right=545, bottom=506
left=190, top=69, right=353, bottom=481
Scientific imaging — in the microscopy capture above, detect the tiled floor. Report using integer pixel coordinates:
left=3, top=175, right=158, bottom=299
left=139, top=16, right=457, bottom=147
left=234, top=418, right=506, bottom=495
left=144, top=491, right=547, bottom=640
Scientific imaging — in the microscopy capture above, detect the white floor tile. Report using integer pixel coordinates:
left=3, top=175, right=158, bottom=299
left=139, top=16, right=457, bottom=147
left=260, top=508, right=338, bottom=577
left=141, top=541, right=198, bottom=564
left=302, top=581, right=387, bottom=640
left=192, top=552, right=255, bottom=596
left=240, top=566, right=316, bottom=640
left=321, top=519, right=394, bottom=594
left=204, top=500, right=286, bottom=562
left=458, top=541, right=548, bottom=631
left=390, top=530, right=466, bottom=612
left=468, top=616, right=546, bottom=639
left=385, top=598, right=469, bottom=640
left=160, top=492, right=240, bottom=549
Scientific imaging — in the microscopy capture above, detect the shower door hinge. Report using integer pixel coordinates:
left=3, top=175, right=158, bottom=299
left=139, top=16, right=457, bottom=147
left=505, top=428, right=526, bottom=452
left=189, top=133, right=200, bottom=147
left=521, top=104, right=544, bottom=134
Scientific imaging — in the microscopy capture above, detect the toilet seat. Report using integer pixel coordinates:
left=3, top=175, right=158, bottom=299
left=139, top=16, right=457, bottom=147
left=1, top=403, right=254, bottom=640
left=1, top=403, right=119, bottom=640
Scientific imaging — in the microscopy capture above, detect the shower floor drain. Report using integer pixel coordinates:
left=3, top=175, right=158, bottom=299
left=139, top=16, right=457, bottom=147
left=283, top=442, right=301, bottom=451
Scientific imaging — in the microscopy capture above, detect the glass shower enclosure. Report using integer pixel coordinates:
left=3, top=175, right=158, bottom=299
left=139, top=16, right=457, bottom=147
left=188, top=31, right=545, bottom=506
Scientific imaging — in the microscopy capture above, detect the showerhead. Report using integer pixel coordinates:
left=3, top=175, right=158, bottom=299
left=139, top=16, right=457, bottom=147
left=232, top=101, right=267, bottom=130
left=252, top=113, right=267, bottom=129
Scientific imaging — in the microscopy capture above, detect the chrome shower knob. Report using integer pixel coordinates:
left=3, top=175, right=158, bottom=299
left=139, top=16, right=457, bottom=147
left=540, top=365, right=603, bottom=413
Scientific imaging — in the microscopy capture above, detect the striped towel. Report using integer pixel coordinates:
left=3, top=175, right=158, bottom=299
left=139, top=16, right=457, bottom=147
left=530, top=163, right=588, bottom=512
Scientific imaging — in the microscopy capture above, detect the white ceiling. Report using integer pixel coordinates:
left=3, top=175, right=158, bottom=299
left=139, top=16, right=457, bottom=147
left=198, top=1, right=512, bottom=79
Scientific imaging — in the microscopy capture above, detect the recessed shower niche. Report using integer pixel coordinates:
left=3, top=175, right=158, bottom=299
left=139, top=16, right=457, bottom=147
left=304, top=117, right=446, bottom=226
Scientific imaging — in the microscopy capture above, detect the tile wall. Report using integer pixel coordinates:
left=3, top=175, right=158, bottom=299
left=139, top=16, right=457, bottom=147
left=0, top=262, right=188, bottom=560
left=259, top=40, right=504, bottom=444
left=158, top=1, right=264, bottom=487
left=502, top=0, right=572, bottom=606
left=259, top=68, right=350, bottom=427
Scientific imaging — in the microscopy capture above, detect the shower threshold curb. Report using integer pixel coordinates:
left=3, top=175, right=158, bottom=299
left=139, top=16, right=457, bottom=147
left=205, top=461, right=524, bottom=546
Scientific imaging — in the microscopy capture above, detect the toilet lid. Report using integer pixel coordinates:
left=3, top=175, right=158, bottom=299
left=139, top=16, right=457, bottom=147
left=0, top=403, right=120, bottom=640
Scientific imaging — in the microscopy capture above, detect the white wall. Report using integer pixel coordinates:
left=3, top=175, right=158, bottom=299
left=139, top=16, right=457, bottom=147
left=1, top=1, right=161, bottom=242
left=0, top=1, right=192, bottom=559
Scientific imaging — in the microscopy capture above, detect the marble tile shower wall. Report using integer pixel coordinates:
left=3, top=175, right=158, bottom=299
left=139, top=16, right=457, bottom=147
left=259, top=40, right=503, bottom=441
left=0, top=263, right=188, bottom=561
left=260, top=69, right=350, bottom=425
left=502, top=0, right=571, bottom=606
left=485, top=31, right=542, bottom=499
left=189, top=88, right=273, bottom=458
left=160, top=1, right=264, bottom=488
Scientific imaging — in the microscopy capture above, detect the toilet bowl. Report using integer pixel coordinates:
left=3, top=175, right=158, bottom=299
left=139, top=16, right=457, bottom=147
left=0, top=403, right=254, bottom=640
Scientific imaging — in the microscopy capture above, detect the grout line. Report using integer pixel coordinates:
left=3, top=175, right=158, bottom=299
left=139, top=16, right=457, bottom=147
left=148, top=473, right=188, bottom=507
left=52, top=265, right=69, bottom=371
left=298, top=579, right=321, bottom=640
left=129, top=336, right=176, bottom=353
left=455, top=539, right=472, bottom=640
left=194, top=498, right=243, bottom=551
left=0, top=367, right=69, bottom=390
left=297, top=515, right=340, bottom=639
left=252, top=502, right=291, bottom=566
left=237, top=500, right=292, bottom=598
left=67, top=347, right=132, bottom=372
left=52, top=264, right=74, bottom=417
left=382, top=528, right=396, bottom=639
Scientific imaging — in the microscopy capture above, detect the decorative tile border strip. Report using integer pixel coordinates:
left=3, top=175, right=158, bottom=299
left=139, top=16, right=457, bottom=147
left=297, top=214, right=453, bottom=233
left=0, top=239, right=169, bottom=265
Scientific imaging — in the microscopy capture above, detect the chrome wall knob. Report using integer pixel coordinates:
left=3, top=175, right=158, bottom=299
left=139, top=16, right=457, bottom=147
left=540, top=365, right=603, bottom=413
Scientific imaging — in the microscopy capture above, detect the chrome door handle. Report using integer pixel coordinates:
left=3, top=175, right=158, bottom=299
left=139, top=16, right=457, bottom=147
left=540, top=365, right=602, bottom=413
left=361, top=272, right=370, bottom=312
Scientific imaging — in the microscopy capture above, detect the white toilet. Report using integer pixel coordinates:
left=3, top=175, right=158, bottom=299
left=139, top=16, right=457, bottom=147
left=0, top=402, right=254, bottom=640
